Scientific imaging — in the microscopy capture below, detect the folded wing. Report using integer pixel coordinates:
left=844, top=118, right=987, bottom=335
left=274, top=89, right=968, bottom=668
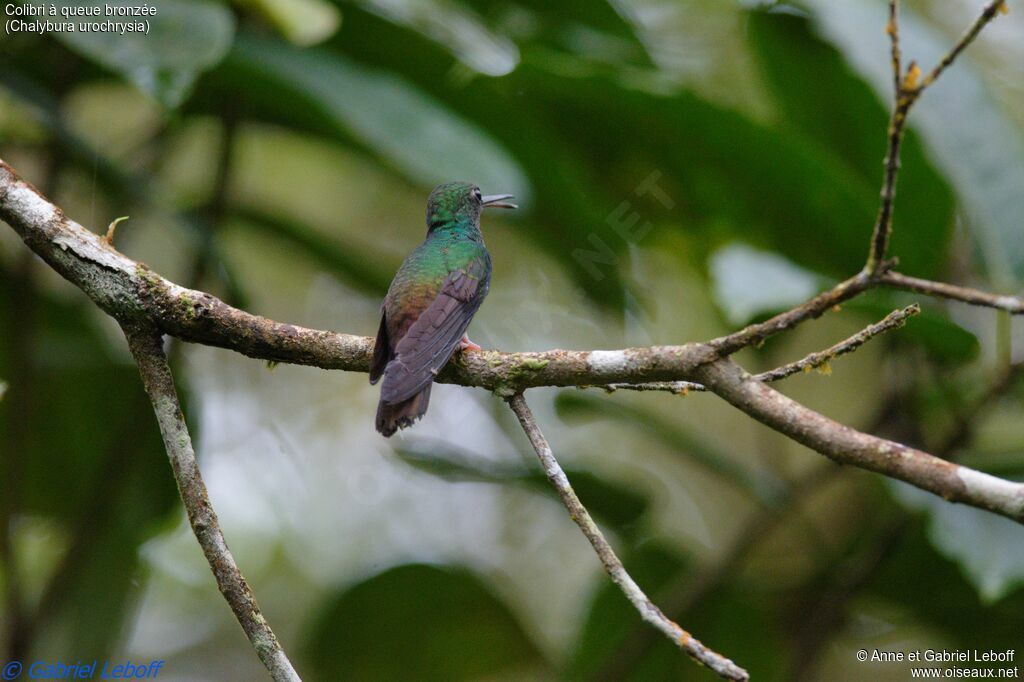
left=379, top=257, right=489, bottom=404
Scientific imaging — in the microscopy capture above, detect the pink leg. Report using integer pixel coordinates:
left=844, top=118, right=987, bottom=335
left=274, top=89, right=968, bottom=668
left=458, top=334, right=482, bottom=352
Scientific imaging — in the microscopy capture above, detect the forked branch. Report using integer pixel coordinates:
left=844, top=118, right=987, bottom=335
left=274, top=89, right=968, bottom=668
left=0, top=2, right=1018, bottom=680
left=1, top=156, right=1022, bottom=521
left=866, top=0, right=1009, bottom=271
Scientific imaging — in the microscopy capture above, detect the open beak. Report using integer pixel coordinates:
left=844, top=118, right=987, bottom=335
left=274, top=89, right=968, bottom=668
left=482, top=193, right=517, bottom=209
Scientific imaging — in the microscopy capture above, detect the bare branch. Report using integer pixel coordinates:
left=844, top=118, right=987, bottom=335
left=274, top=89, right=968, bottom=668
left=866, top=79, right=910, bottom=272
left=505, top=393, right=749, bottom=682
left=0, top=0, right=1014, bottom=676
left=594, top=464, right=841, bottom=682
left=887, top=0, right=902, bottom=98
left=708, top=267, right=885, bottom=356
left=122, top=327, right=301, bottom=682
left=754, top=304, right=919, bottom=382
left=0, top=158, right=721, bottom=388
left=867, top=0, right=1007, bottom=271
left=3, top=158, right=1023, bottom=526
left=880, top=271, right=1024, bottom=313
left=692, top=359, right=1024, bottom=524
left=601, top=380, right=707, bottom=395
left=918, top=0, right=1009, bottom=93
left=604, top=305, right=919, bottom=393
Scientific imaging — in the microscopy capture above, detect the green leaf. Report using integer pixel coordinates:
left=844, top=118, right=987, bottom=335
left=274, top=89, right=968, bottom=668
left=747, top=8, right=955, bottom=278
left=52, top=0, right=236, bottom=108
left=892, top=482, right=1024, bottom=602
left=303, top=563, right=547, bottom=681
left=200, top=7, right=630, bottom=306
left=357, top=0, right=652, bottom=72
left=214, top=25, right=632, bottom=302
left=805, top=0, right=1024, bottom=285
left=224, top=33, right=531, bottom=203
left=510, top=58, right=881, bottom=279
left=470, top=0, right=652, bottom=58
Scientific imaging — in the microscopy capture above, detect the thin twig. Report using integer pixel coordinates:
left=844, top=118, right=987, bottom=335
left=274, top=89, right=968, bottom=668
left=917, top=0, right=1009, bottom=93
left=866, top=78, right=909, bottom=271
left=603, top=305, right=919, bottom=393
left=880, top=271, right=1024, bottom=313
left=887, top=0, right=902, bottom=99
left=600, top=380, right=707, bottom=394
left=593, top=465, right=842, bottom=682
left=505, top=393, right=749, bottom=682
left=708, top=267, right=884, bottom=356
left=755, top=304, right=919, bottom=382
left=123, top=327, right=301, bottom=682
left=867, top=0, right=1008, bottom=271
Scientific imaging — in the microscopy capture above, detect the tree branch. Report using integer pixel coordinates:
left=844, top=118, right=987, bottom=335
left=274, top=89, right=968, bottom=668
left=0, top=157, right=722, bottom=387
left=2, top=157, right=1023, bottom=527
left=886, top=1, right=902, bottom=99
left=122, top=326, right=300, bottom=682
left=0, top=1, right=1013, bottom=678
left=866, top=68, right=909, bottom=271
left=917, top=0, right=1009, bottom=93
left=691, top=359, right=1024, bottom=524
left=880, top=271, right=1024, bottom=313
left=602, top=305, right=919, bottom=393
left=708, top=268, right=884, bottom=356
left=754, top=304, right=919, bottom=382
left=866, top=0, right=1008, bottom=272
left=504, top=393, right=749, bottom=682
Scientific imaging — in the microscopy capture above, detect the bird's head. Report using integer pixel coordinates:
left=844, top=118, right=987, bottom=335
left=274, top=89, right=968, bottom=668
left=426, top=181, right=516, bottom=232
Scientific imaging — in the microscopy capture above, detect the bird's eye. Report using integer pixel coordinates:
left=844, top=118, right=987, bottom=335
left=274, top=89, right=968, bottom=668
left=473, top=189, right=482, bottom=202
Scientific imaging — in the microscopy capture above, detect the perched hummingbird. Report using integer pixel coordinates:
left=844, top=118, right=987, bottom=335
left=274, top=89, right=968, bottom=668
left=371, top=181, right=516, bottom=436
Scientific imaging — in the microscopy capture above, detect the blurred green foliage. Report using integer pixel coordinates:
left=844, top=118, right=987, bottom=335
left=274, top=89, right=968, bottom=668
left=304, top=564, right=546, bottom=681
left=1, top=0, right=1023, bottom=680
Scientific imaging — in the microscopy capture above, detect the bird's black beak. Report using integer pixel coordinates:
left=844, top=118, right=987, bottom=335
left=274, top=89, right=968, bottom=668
left=481, top=194, right=517, bottom=209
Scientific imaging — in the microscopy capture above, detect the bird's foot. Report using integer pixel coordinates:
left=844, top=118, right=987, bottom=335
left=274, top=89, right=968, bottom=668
left=458, top=335, right=482, bottom=352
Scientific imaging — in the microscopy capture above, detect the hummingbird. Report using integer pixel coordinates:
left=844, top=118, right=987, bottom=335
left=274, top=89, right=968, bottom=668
left=371, top=181, right=516, bottom=437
